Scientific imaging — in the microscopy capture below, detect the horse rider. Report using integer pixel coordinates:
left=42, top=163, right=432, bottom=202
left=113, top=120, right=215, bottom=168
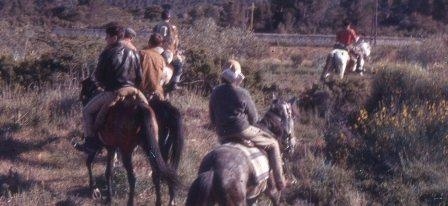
left=335, top=21, right=362, bottom=72
left=152, top=7, right=183, bottom=91
left=121, top=27, right=137, bottom=51
left=75, top=22, right=148, bottom=154
left=139, top=33, right=167, bottom=100
left=209, top=60, right=286, bottom=191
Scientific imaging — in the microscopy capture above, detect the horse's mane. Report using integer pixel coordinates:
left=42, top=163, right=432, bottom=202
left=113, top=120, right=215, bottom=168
left=257, top=110, right=283, bottom=138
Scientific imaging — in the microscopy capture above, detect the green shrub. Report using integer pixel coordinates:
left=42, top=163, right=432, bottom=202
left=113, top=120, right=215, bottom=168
left=343, top=67, right=448, bottom=204
left=367, top=66, right=448, bottom=112
left=181, top=18, right=267, bottom=93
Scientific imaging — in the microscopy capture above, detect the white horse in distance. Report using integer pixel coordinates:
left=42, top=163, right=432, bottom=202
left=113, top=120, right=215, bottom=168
left=321, top=40, right=371, bottom=80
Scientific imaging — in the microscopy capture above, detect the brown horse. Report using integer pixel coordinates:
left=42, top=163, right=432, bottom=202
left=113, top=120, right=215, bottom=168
left=186, top=97, right=298, bottom=206
left=79, top=77, right=183, bottom=206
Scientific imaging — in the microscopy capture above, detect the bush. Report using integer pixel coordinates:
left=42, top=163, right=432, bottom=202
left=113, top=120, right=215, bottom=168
left=181, top=18, right=267, bottom=93
left=338, top=67, right=448, bottom=204
left=144, top=5, right=163, bottom=21
left=0, top=54, right=68, bottom=86
left=367, top=66, right=448, bottom=112
left=396, top=36, right=448, bottom=68
left=290, top=54, right=304, bottom=66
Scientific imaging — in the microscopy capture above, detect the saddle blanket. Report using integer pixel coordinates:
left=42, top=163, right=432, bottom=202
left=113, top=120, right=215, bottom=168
left=222, top=143, right=270, bottom=184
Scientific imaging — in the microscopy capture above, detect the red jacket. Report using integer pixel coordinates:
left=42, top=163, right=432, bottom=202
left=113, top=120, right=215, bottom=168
left=336, top=28, right=358, bottom=46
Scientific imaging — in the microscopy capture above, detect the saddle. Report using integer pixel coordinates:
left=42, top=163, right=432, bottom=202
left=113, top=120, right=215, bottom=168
left=221, top=142, right=270, bottom=184
left=221, top=142, right=270, bottom=198
left=94, top=87, right=148, bottom=131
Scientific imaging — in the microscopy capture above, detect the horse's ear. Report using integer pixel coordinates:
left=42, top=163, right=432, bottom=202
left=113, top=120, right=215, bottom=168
left=289, top=97, right=298, bottom=106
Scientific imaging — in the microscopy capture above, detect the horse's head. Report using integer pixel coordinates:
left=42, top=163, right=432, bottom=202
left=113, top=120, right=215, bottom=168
left=80, top=77, right=103, bottom=106
left=264, top=97, right=299, bottom=154
left=356, top=40, right=371, bottom=59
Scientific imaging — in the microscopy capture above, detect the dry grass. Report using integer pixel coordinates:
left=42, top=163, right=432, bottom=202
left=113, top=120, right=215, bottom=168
left=1, top=29, right=448, bottom=205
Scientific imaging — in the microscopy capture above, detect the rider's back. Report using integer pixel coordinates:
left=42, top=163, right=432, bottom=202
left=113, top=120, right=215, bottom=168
left=95, top=42, right=141, bottom=91
left=210, top=84, right=258, bottom=137
left=336, top=28, right=357, bottom=47
left=139, top=48, right=165, bottom=95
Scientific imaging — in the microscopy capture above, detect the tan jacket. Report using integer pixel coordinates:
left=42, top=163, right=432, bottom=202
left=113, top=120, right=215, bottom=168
left=139, top=49, right=166, bottom=99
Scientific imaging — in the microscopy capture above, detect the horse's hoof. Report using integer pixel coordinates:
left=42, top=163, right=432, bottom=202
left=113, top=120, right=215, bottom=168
left=92, top=188, right=101, bottom=200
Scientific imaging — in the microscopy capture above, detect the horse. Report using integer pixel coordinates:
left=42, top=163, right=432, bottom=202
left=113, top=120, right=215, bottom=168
left=79, top=77, right=183, bottom=206
left=321, top=40, right=371, bottom=80
left=185, top=97, right=298, bottom=206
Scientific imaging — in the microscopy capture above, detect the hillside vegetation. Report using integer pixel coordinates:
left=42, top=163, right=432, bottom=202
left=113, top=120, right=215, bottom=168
left=1, top=1, right=448, bottom=205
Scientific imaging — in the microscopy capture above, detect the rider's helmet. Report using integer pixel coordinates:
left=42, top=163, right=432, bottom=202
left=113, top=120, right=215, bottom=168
left=221, top=59, right=245, bottom=85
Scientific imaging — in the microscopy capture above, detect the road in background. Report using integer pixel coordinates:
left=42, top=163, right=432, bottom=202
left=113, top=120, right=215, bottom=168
left=52, top=27, right=422, bottom=47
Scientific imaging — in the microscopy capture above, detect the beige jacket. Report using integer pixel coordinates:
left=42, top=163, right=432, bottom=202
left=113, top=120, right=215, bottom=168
left=139, top=49, right=166, bottom=99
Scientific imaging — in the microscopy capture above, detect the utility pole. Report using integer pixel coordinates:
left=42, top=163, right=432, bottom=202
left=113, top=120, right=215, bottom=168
left=249, top=2, right=255, bottom=31
left=374, top=0, right=378, bottom=45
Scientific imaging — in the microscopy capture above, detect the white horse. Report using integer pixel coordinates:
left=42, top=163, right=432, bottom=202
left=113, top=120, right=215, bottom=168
left=321, top=40, right=371, bottom=80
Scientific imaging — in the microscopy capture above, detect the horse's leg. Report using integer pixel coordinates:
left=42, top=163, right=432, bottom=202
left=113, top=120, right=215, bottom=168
left=105, top=148, right=115, bottom=204
left=339, top=55, right=348, bottom=79
left=321, top=54, right=332, bottom=81
left=113, top=149, right=120, bottom=167
left=122, top=151, right=136, bottom=206
left=86, top=151, right=101, bottom=199
left=358, top=56, right=365, bottom=76
left=160, top=130, right=178, bottom=206
left=152, top=170, right=162, bottom=206
left=265, top=173, right=281, bottom=206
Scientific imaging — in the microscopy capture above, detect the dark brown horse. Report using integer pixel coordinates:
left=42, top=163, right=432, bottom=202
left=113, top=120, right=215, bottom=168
left=186, top=97, right=298, bottom=206
left=79, top=77, right=183, bottom=206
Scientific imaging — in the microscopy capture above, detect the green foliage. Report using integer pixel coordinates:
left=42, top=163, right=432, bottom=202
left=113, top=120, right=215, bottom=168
left=367, top=66, right=448, bottom=111
left=181, top=18, right=267, bottom=93
left=328, top=67, right=448, bottom=204
left=0, top=54, right=68, bottom=86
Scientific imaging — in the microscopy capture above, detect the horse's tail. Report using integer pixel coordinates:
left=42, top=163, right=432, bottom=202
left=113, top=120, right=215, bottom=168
left=138, top=103, right=179, bottom=186
left=186, top=171, right=214, bottom=206
left=150, top=100, right=184, bottom=170
left=165, top=102, right=184, bottom=170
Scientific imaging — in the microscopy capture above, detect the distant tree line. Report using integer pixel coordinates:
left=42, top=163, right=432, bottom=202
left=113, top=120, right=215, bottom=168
left=1, top=0, right=447, bottom=36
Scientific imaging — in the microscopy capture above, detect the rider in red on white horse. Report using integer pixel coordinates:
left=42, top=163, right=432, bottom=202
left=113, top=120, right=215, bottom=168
left=335, top=21, right=362, bottom=72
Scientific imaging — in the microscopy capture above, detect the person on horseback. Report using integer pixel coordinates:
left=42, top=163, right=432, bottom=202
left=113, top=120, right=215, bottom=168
left=121, top=27, right=137, bottom=51
left=209, top=60, right=286, bottom=191
left=75, top=22, right=148, bottom=154
left=335, top=21, right=362, bottom=72
left=152, top=6, right=183, bottom=91
left=139, top=33, right=167, bottom=100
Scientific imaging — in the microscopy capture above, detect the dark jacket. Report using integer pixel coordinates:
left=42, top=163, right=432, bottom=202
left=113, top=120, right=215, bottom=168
left=209, top=84, right=259, bottom=137
left=94, top=42, right=142, bottom=91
